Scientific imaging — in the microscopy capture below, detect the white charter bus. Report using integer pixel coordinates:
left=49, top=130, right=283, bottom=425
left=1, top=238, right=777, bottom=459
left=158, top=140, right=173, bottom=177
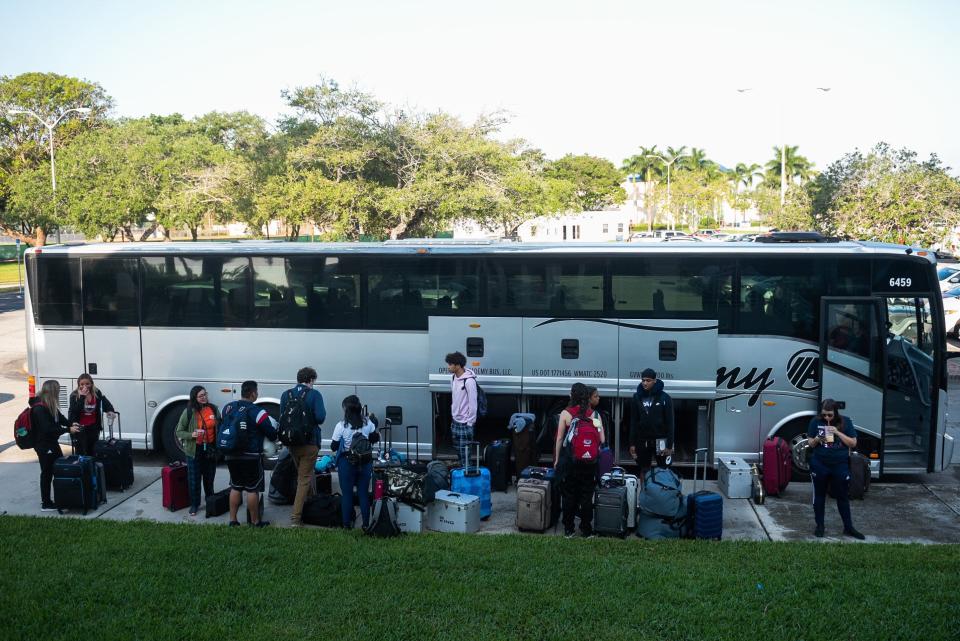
left=24, top=239, right=954, bottom=477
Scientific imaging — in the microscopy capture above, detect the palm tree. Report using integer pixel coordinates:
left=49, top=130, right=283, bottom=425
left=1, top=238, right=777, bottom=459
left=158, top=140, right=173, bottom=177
left=730, top=162, right=763, bottom=191
left=764, top=145, right=815, bottom=188
left=621, top=145, right=663, bottom=182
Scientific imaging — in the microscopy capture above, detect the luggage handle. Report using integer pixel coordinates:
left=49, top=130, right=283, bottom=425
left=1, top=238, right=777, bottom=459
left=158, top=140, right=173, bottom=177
left=693, top=447, right=709, bottom=492
left=527, top=466, right=549, bottom=480
left=406, top=424, right=419, bottom=464
left=102, top=410, right=121, bottom=441
left=465, top=441, right=482, bottom=477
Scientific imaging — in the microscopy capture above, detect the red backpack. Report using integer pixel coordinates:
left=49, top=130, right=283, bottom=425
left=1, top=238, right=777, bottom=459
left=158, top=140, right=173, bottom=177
left=14, top=402, right=40, bottom=450
left=568, top=417, right=601, bottom=463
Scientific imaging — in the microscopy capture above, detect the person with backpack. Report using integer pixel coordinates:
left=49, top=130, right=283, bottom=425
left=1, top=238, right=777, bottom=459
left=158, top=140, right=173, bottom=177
left=174, top=386, right=220, bottom=516
left=279, top=366, right=327, bottom=527
left=446, top=351, right=477, bottom=466
left=222, top=380, right=278, bottom=527
left=67, top=373, right=116, bottom=457
left=553, top=383, right=605, bottom=538
left=629, top=368, right=674, bottom=480
left=32, top=380, right=81, bottom=510
left=807, top=398, right=865, bottom=540
left=330, top=395, right=380, bottom=528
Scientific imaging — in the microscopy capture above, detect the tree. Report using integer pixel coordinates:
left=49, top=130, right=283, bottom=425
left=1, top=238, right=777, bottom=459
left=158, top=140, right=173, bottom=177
left=810, top=142, right=960, bottom=246
left=767, top=184, right=814, bottom=230
left=730, top=162, right=763, bottom=191
left=621, top=146, right=664, bottom=182
left=545, top=154, right=625, bottom=212
left=0, top=72, right=113, bottom=244
left=763, top=145, right=815, bottom=188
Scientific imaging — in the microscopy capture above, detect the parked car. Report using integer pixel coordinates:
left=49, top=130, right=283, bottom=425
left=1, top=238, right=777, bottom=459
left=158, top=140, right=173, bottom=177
left=661, top=235, right=702, bottom=242
left=630, top=230, right=691, bottom=242
left=937, top=266, right=960, bottom=292
left=693, top=229, right=721, bottom=238
left=944, top=295, right=960, bottom=338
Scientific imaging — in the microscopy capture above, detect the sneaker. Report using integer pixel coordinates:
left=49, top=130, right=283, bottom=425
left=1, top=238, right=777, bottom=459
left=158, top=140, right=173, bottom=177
left=583, top=533, right=596, bottom=540
left=40, top=504, right=57, bottom=512
left=843, top=528, right=865, bottom=540
left=188, top=510, right=198, bottom=517
left=228, top=520, right=241, bottom=527
left=814, top=525, right=825, bottom=538
left=581, top=529, right=595, bottom=539
left=564, top=529, right=576, bottom=539
left=253, top=520, right=271, bottom=528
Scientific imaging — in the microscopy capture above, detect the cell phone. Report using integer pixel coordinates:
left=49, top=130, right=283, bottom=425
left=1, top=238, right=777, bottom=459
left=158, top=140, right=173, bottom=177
left=362, top=404, right=368, bottom=417
left=657, top=438, right=666, bottom=451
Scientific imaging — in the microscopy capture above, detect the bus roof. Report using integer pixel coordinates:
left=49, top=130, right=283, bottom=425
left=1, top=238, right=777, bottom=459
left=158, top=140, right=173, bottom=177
left=24, top=239, right=936, bottom=262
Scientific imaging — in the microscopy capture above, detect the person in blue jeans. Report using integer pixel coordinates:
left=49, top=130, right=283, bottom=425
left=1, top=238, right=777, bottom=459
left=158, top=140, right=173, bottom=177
left=331, top=395, right=379, bottom=529
left=807, top=398, right=865, bottom=540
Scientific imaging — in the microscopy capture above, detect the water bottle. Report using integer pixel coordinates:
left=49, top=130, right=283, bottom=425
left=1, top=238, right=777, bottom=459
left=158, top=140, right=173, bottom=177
left=374, top=479, right=385, bottom=500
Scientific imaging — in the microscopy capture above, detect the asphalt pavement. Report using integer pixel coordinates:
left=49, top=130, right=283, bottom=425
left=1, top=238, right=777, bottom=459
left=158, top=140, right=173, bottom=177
left=0, top=291, right=957, bottom=542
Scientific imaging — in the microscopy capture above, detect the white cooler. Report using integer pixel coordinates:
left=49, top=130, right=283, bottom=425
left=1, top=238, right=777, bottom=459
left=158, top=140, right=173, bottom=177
left=396, top=502, right=432, bottom=533
left=718, top=456, right=753, bottom=499
left=427, top=490, right=481, bottom=534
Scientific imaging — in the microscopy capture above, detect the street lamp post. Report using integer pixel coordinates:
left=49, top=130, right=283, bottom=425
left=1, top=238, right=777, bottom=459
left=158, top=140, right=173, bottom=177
left=737, top=87, right=830, bottom=207
left=647, top=153, right=685, bottom=231
left=8, top=107, right=92, bottom=244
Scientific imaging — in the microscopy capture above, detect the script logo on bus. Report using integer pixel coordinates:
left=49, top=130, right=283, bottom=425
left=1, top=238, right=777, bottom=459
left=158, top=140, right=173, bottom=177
left=786, top=349, right=820, bottom=391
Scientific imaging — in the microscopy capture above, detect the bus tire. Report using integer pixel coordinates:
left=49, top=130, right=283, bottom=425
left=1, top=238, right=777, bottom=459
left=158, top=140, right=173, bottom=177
left=258, top=403, right=281, bottom=471
left=158, top=402, right=188, bottom=463
left=779, top=420, right=812, bottom=481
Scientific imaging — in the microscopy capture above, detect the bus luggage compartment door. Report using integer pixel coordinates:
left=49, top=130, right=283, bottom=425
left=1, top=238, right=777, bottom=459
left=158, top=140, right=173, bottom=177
left=522, top=318, right=619, bottom=396
left=428, top=317, right=523, bottom=393
left=617, top=319, right=719, bottom=400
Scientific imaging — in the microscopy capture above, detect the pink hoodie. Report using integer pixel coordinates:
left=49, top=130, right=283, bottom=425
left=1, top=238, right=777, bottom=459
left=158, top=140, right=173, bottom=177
left=451, top=369, right=478, bottom=425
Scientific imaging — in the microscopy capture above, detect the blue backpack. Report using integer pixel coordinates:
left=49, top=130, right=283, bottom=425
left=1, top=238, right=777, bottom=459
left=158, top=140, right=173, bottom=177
left=217, top=401, right=252, bottom=454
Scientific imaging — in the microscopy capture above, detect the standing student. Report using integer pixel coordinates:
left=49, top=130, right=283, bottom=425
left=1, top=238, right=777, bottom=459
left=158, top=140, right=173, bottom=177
left=33, top=380, right=80, bottom=510
left=808, top=398, right=865, bottom=540
left=175, top=386, right=220, bottom=516
left=67, top=373, right=116, bottom=456
left=223, top=380, right=278, bottom=527
left=554, top=383, right=604, bottom=538
left=629, top=368, right=674, bottom=479
left=279, top=366, right=326, bottom=527
left=330, top=395, right=380, bottom=528
left=445, top=351, right=477, bottom=466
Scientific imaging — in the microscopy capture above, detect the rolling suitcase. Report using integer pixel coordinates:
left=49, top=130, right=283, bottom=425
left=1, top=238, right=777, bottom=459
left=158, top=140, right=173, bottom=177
left=206, top=487, right=231, bottom=517
left=600, top=466, right=639, bottom=528
left=402, top=425, right=428, bottom=474
left=53, top=455, right=98, bottom=514
left=593, top=485, right=628, bottom=538
left=483, top=439, right=512, bottom=492
left=684, top=448, right=723, bottom=540
left=162, top=461, right=190, bottom=512
left=762, top=436, right=792, bottom=497
left=94, top=412, right=134, bottom=491
left=509, top=413, right=536, bottom=477
left=848, top=451, right=871, bottom=500
left=94, top=461, right=107, bottom=506
left=520, top=466, right=560, bottom=527
left=516, top=478, right=552, bottom=532
left=450, top=442, right=492, bottom=520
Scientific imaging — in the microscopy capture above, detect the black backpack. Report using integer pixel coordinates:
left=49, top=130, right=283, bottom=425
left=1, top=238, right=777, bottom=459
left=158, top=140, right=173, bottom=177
left=347, top=427, right=373, bottom=465
left=278, top=387, right=313, bottom=447
left=365, top=498, right=401, bottom=537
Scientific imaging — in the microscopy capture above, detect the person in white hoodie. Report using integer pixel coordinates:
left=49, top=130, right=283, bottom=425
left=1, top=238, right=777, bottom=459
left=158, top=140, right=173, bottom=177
left=445, top=351, right=477, bottom=466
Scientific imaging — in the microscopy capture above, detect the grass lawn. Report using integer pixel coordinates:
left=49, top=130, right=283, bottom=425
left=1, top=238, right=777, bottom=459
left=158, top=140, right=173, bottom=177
left=0, top=261, right=25, bottom=285
left=1, top=517, right=957, bottom=640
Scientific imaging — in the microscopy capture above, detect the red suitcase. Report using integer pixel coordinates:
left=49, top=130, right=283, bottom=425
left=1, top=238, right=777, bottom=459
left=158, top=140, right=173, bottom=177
left=162, top=461, right=190, bottom=511
left=762, top=436, right=792, bottom=497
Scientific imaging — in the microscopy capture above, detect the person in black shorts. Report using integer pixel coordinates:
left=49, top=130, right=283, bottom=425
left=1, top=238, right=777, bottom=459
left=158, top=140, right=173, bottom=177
left=629, top=368, right=674, bottom=482
left=223, top=380, right=278, bottom=527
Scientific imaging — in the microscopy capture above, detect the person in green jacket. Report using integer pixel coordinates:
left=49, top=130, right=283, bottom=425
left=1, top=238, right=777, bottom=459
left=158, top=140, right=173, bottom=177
left=175, top=386, right=220, bottom=516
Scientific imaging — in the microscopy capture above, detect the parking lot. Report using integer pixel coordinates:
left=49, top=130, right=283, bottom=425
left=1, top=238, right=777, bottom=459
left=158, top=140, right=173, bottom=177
left=1, top=291, right=958, bottom=542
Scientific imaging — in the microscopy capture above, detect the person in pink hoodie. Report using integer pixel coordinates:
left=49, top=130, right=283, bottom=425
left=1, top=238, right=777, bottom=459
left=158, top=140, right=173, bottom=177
left=446, top=351, right=478, bottom=466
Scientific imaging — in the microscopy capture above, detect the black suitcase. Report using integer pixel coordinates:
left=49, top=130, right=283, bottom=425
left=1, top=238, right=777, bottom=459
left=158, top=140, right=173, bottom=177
left=53, top=455, right=98, bottom=514
left=95, top=412, right=134, bottom=491
left=511, top=424, right=536, bottom=478
left=206, top=487, right=231, bottom=517
left=848, top=451, right=871, bottom=500
left=483, top=439, right=512, bottom=492
left=593, top=485, right=628, bottom=538
left=315, top=471, right=332, bottom=495
left=402, top=425, right=428, bottom=475
left=303, top=493, right=344, bottom=527
left=94, top=461, right=107, bottom=506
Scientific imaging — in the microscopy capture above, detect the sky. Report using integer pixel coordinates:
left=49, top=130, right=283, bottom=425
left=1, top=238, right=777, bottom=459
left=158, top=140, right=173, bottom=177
left=2, top=0, right=959, bottom=174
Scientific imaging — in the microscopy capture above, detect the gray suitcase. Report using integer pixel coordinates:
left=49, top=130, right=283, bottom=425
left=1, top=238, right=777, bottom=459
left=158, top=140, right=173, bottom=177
left=516, top=478, right=551, bottom=532
left=427, top=490, right=480, bottom=533
left=593, top=485, right=628, bottom=537
left=600, top=467, right=638, bottom=528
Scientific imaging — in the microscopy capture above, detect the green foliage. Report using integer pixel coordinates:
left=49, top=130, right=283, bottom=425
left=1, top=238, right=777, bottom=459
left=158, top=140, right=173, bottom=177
left=767, top=184, right=815, bottom=230
left=763, top=145, right=815, bottom=188
left=545, top=154, right=625, bottom=212
left=809, top=143, right=960, bottom=246
left=1, top=516, right=958, bottom=641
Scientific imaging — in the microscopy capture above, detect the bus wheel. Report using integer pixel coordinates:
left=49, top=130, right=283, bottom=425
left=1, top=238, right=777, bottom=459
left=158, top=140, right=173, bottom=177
left=780, top=422, right=812, bottom=481
left=258, top=403, right=281, bottom=470
left=159, top=402, right=188, bottom=463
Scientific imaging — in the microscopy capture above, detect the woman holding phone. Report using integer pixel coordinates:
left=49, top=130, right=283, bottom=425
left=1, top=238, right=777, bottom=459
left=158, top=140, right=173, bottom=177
left=807, top=398, right=865, bottom=540
left=175, top=386, right=220, bottom=516
left=68, top=373, right=117, bottom=456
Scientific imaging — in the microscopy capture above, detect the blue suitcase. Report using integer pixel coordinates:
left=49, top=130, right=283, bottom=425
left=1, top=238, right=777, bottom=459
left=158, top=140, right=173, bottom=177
left=685, top=448, right=723, bottom=539
left=451, top=442, right=491, bottom=520
left=520, top=466, right=560, bottom=527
